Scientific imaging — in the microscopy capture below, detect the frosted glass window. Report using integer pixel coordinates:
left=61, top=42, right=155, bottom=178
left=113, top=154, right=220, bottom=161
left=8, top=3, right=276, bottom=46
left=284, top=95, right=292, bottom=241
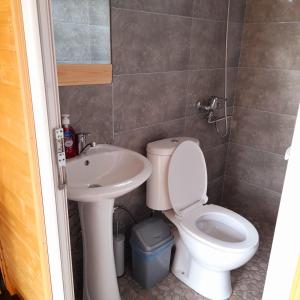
left=51, top=0, right=111, bottom=64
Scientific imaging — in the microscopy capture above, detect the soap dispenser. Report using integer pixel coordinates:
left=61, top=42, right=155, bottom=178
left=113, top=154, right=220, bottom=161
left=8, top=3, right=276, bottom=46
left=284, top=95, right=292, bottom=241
left=61, top=114, right=77, bottom=159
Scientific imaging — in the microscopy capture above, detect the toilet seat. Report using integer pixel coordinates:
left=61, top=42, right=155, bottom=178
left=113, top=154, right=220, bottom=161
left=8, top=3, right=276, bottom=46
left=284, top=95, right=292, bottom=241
left=167, top=141, right=258, bottom=253
left=179, top=204, right=259, bottom=253
left=168, top=140, right=208, bottom=216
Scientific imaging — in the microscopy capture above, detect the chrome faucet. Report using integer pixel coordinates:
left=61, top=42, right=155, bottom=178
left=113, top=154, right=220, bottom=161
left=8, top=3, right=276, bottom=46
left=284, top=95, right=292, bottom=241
left=76, top=132, right=96, bottom=154
left=80, top=141, right=96, bottom=154
left=196, top=96, right=226, bottom=112
left=196, top=96, right=230, bottom=123
left=195, top=96, right=232, bottom=137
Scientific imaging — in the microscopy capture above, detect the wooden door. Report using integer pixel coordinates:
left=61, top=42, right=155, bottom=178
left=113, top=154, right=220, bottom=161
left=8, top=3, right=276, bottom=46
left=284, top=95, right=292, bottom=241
left=0, top=0, right=52, bottom=299
left=290, top=255, right=300, bottom=300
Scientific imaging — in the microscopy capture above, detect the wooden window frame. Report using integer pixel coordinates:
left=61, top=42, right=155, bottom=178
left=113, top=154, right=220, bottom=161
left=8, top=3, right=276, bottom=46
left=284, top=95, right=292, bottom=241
left=57, top=64, right=112, bottom=86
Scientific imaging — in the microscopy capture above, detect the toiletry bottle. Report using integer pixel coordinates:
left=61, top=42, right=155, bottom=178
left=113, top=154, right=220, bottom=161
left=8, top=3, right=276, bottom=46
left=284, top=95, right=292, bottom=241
left=62, top=114, right=77, bottom=159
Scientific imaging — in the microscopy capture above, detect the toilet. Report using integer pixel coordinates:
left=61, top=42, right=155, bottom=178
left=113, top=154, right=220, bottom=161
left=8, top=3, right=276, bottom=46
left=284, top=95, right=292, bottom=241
left=146, top=137, right=259, bottom=300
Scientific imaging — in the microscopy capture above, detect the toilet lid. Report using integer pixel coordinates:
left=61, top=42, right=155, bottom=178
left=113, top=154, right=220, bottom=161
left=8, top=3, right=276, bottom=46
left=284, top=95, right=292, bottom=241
left=168, top=141, right=207, bottom=215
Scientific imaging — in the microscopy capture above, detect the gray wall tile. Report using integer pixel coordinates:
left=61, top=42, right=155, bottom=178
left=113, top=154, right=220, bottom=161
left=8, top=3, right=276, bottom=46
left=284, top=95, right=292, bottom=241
left=226, top=68, right=239, bottom=104
left=112, top=8, right=191, bottom=74
left=193, top=0, right=246, bottom=22
left=226, top=143, right=287, bottom=193
left=222, top=176, right=281, bottom=224
left=236, top=68, right=300, bottom=115
left=59, top=85, right=113, bottom=144
left=114, top=118, right=185, bottom=155
left=184, top=114, right=228, bottom=150
left=230, top=107, right=296, bottom=155
left=185, top=69, right=225, bottom=115
left=245, top=0, right=300, bottom=23
left=193, top=0, right=227, bottom=20
left=113, top=72, right=187, bottom=132
left=111, top=0, right=194, bottom=17
left=228, top=22, right=244, bottom=67
left=240, top=22, right=300, bottom=69
left=229, top=0, right=246, bottom=22
left=207, top=176, right=224, bottom=205
left=115, top=185, right=151, bottom=226
left=185, top=68, right=238, bottom=116
left=189, top=19, right=226, bottom=69
left=204, top=144, right=227, bottom=181
left=223, top=0, right=299, bottom=227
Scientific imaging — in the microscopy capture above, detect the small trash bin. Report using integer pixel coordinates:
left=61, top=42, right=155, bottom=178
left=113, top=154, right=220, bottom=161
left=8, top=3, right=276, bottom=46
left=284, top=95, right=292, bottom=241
left=130, top=217, right=174, bottom=288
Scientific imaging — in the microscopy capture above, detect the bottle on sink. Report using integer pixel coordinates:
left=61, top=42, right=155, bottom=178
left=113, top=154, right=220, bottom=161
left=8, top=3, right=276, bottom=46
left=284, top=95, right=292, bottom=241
left=62, top=114, right=77, bottom=159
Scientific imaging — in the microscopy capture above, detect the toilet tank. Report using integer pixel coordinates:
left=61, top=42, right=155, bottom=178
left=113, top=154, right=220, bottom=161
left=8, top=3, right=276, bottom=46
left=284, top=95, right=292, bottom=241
left=146, top=137, right=199, bottom=211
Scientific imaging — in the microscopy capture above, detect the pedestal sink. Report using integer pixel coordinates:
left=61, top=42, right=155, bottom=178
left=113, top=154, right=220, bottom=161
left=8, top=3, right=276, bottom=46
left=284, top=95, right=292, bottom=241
left=66, top=144, right=152, bottom=300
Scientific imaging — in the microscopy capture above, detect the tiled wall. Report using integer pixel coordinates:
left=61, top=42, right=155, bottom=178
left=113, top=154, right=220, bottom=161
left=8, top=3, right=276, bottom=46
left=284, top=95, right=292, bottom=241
left=60, top=0, right=246, bottom=218
left=222, top=0, right=300, bottom=225
left=51, top=0, right=111, bottom=63
left=59, top=1, right=245, bottom=298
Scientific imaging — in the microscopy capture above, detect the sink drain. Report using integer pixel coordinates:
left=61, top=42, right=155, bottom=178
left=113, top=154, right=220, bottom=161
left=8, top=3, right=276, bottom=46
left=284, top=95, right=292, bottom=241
left=88, top=184, right=102, bottom=188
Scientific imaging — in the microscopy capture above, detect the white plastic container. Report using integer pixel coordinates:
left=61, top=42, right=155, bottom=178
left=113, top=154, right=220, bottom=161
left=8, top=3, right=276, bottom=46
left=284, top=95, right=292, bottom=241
left=113, top=234, right=125, bottom=277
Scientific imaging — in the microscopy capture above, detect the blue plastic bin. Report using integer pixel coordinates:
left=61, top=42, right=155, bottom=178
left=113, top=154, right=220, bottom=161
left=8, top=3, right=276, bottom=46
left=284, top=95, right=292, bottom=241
left=130, top=217, right=174, bottom=288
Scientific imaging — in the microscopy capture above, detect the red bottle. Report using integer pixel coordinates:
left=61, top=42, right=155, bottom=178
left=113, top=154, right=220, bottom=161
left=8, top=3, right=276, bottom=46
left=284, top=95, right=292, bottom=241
left=62, top=114, right=77, bottom=159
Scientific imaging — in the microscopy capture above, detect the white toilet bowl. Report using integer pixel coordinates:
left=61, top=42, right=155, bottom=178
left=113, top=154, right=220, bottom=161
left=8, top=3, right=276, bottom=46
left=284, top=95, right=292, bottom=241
left=164, top=205, right=258, bottom=299
left=146, top=138, right=259, bottom=300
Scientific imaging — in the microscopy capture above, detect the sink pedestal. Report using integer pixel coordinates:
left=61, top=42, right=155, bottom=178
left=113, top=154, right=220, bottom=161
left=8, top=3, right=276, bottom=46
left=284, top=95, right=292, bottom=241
left=79, top=199, right=121, bottom=300
left=66, top=144, right=152, bottom=299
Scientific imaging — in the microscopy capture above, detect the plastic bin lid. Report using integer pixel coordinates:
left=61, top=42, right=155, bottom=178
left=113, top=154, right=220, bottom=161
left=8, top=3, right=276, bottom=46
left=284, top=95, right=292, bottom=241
left=130, top=217, right=173, bottom=252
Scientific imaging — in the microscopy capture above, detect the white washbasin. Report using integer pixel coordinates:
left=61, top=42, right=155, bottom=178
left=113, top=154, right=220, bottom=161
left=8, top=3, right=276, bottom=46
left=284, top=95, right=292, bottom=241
left=66, top=144, right=152, bottom=202
left=66, top=144, right=152, bottom=300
